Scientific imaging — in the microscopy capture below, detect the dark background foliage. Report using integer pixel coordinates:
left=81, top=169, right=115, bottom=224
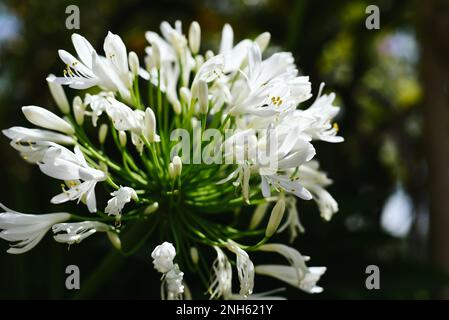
left=1, top=0, right=449, bottom=299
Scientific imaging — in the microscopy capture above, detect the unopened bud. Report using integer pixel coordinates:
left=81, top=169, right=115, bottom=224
left=107, top=230, right=122, bottom=250
left=47, top=74, right=70, bottom=114
left=99, top=123, right=108, bottom=144
left=73, top=96, right=85, bottom=126
left=188, top=21, right=201, bottom=54
left=198, top=80, right=208, bottom=114
left=265, top=198, right=286, bottom=237
left=190, top=246, right=199, bottom=264
left=151, top=41, right=161, bottom=69
left=119, top=130, right=127, bottom=147
left=255, top=32, right=271, bottom=52
left=128, top=51, right=140, bottom=77
left=172, top=156, right=182, bottom=177
left=144, top=202, right=159, bottom=215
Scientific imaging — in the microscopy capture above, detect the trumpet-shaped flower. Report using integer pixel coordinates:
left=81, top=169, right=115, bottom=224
left=0, top=203, right=70, bottom=254
left=52, top=221, right=110, bottom=245
left=38, top=145, right=107, bottom=212
left=105, top=186, right=138, bottom=217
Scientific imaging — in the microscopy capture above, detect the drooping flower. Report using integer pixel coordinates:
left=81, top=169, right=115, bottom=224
left=105, top=186, right=138, bottom=217
left=163, top=264, right=185, bottom=300
left=298, top=161, right=339, bottom=221
left=52, top=221, right=110, bottom=245
left=0, top=203, right=70, bottom=254
left=151, top=241, right=176, bottom=273
left=226, top=240, right=255, bottom=297
left=209, top=246, right=233, bottom=300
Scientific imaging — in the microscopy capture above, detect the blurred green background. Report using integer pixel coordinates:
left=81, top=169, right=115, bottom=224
left=1, top=0, right=449, bottom=299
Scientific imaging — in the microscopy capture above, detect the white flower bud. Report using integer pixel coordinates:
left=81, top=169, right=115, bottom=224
left=198, top=80, right=208, bottom=114
left=172, top=99, right=182, bottom=115
left=255, top=32, right=271, bottom=52
left=118, top=130, right=127, bottom=147
left=151, top=41, right=161, bottom=69
left=188, top=21, right=201, bottom=54
left=107, top=230, right=121, bottom=250
left=172, top=156, right=182, bottom=177
left=179, top=87, right=192, bottom=105
left=265, top=198, right=286, bottom=237
left=99, top=124, right=108, bottom=144
left=22, top=106, right=74, bottom=135
left=144, top=54, right=154, bottom=72
left=144, top=107, right=160, bottom=142
left=190, top=246, right=199, bottom=264
left=151, top=241, right=176, bottom=273
left=128, top=51, right=140, bottom=77
left=46, top=74, right=70, bottom=114
left=194, top=55, right=204, bottom=71
left=73, top=96, right=85, bottom=126
left=168, top=162, right=176, bottom=179
left=144, top=202, right=159, bottom=215
left=205, top=50, right=214, bottom=60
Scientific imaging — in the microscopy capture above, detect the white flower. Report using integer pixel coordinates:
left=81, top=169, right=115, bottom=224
left=105, top=186, right=138, bottom=217
left=293, top=85, right=343, bottom=143
left=298, top=161, right=338, bottom=220
left=38, top=145, right=107, bottom=212
left=255, top=244, right=326, bottom=293
left=0, top=203, right=70, bottom=254
left=188, top=21, right=201, bottom=54
left=46, top=74, right=70, bottom=114
left=226, top=240, right=254, bottom=297
left=209, top=246, right=233, bottom=299
left=84, top=92, right=114, bottom=127
left=144, top=107, right=160, bottom=142
left=255, top=265, right=326, bottom=293
left=277, top=196, right=305, bottom=242
left=3, top=127, right=75, bottom=145
left=229, top=44, right=311, bottom=116
left=265, top=198, right=286, bottom=237
left=151, top=241, right=176, bottom=273
left=52, top=221, right=110, bottom=245
left=22, top=106, right=74, bottom=135
left=55, top=33, right=130, bottom=101
left=163, top=263, right=185, bottom=300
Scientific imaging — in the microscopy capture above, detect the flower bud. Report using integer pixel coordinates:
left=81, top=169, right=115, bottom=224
left=172, top=99, right=182, bottom=115
left=255, top=32, right=271, bottom=53
left=144, top=107, right=159, bottom=142
left=190, top=246, right=199, bottom=264
left=172, top=156, right=182, bottom=177
left=144, top=202, right=159, bottom=215
left=22, top=106, right=74, bottom=135
left=151, top=41, right=161, bottom=69
left=107, top=230, right=121, bottom=250
left=194, top=55, right=204, bottom=71
left=128, top=51, right=140, bottom=77
left=188, top=21, right=201, bottom=54
left=119, top=130, right=127, bottom=147
left=205, top=50, right=214, bottom=61
left=179, top=87, right=192, bottom=105
left=99, top=123, right=108, bottom=144
left=198, top=80, right=208, bottom=114
left=73, top=96, right=85, bottom=125
left=168, top=162, right=176, bottom=179
left=265, top=198, right=286, bottom=237
left=46, top=74, right=70, bottom=114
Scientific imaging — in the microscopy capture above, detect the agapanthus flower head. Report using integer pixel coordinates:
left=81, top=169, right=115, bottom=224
left=1, top=20, right=343, bottom=299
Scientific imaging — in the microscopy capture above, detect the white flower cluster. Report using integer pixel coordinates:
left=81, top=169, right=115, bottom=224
left=152, top=242, right=185, bottom=300
left=0, top=20, right=343, bottom=299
